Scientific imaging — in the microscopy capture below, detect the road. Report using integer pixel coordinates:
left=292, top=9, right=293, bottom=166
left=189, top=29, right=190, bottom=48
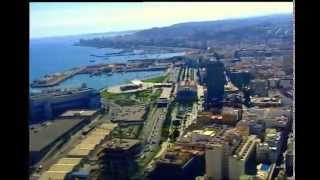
left=146, top=140, right=170, bottom=169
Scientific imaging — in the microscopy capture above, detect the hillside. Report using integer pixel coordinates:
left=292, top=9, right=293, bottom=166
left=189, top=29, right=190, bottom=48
left=77, top=14, right=293, bottom=49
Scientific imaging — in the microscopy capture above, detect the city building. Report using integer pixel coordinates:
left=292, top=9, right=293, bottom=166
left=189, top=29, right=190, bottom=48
left=204, top=130, right=242, bottom=180
left=223, top=93, right=243, bottom=108
left=99, top=138, right=141, bottom=180
left=58, top=109, right=99, bottom=119
left=120, top=84, right=142, bottom=91
left=279, top=77, right=293, bottom=90
left=248, top=120, right=266, bottom=138
left=256, top=128, right=283, bottom=163
left=198, top=68, right=206, bottom=84
left=224, top=81, right=240, bottom=94
left=250, top=96, right=282, bottom=107
left=149, top=148, right=205, bottom=180
left=30, top=118, right=90, bottom=167
left=157, top=87, right=172, bottom=107
left=206, top=60, right=226, bottom=108
left=153, top=83, right=173, bottom=88
left=179, top=129, right=217, bottom=143
left=249, top=79, right=268, bottom=97
left=242, top=107, right=291, bottom=129
left=235, top=121, right=251, bottom=137
left=176, top=80, right=198, bottom=102
left=221, top=107, right=241, bottom=125
left=30, top=85, right=101, bottom=123
left=228, top=135, right=260, bottom=180
left=67, top=123, right=117, bottom=158
left=111, top=105, right=147, bottom=125
left=39, top=157, right=83, bottom=180
left=284, top=133, right=294, bottom=177
left=268, top=78, right=280, bottom=89
left=38, top=123, right=117, bottom=179
left=205, top=143, right=225, bottom=180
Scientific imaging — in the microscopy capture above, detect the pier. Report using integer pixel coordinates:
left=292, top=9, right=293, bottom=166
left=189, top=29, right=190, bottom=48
left=31, top=63, right=170, bottom=88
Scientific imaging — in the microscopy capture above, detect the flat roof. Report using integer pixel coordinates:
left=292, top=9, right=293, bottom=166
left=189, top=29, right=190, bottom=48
left=115, top=105, right=146, bottom=122
left=59, top=109, right=98, bottom=117
left=56, top=158, right=82, bottom=165
left=98, top=123, right=118, bottom=130
left=104, top=138, right=141, bottom=150
left=66, top=123, right=115, bottom=158
left=30, top=118, right=86, bottom=152
left=48, top=164, right=76, bottom=172
left=68, top=148, right=91, bottom=157
left=160, top=87, right=172, bottom=99
left=39, top=171, right=68, bottom=180
left=77, top=143, right=96, bottom=150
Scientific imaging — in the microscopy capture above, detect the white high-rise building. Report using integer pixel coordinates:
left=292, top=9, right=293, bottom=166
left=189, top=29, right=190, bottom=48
left=228, top=135, right=259, bottom=180
left=205, top=143, right=224, bottom=180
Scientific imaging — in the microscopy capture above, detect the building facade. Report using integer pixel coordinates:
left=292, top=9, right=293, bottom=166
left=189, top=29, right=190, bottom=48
left=206, top=60, right=226, bottom=108
left=30, top=86, right=101, bottom=123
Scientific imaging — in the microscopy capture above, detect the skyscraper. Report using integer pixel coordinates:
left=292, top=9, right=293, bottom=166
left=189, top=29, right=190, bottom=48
left=206, top=60, right=226, bottom=109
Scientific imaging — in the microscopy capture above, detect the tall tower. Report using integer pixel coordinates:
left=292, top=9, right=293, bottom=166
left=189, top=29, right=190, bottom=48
left=206, top=60, right=226, bottom=109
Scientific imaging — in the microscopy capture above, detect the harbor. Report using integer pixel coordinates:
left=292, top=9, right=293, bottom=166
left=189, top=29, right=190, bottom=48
left=30, top=62, right=171, bottom=89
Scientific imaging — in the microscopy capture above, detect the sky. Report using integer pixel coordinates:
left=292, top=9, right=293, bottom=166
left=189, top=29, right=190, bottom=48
left=30, top=2, right=293, bottom=39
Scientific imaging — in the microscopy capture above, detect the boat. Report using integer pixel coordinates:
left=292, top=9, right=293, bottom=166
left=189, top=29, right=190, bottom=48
left=89, top=60, right=96, bottom=63
left=107, top=72, right=113, bottom=76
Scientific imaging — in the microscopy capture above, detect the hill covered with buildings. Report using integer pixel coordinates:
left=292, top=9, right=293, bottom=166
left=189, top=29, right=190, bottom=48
left=76, top=14, right=293, bottom=49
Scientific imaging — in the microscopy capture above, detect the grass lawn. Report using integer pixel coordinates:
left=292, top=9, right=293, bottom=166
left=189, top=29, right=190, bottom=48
left=101, top=90, right=138, bottom=106
left=142, top=75, right=167, bottom=83
left=101, top=88, right=161, bottom=105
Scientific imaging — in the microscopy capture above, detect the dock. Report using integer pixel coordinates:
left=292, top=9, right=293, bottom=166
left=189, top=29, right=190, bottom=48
left=31, top=67, right=86, bottom=88
left=31, top=63, right=170, bottom=88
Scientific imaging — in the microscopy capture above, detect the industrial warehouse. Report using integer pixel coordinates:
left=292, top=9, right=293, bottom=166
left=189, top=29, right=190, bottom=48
left=30, top=118, right=90, bottom=166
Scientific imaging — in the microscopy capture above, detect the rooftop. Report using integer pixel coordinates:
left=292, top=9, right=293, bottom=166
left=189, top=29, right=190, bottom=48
left=30, top=87, right=96, bottom=100
left=113, top=105, right=146, bottom=123
left=30, top=118, right=87, bottom=151
left=68, top=148, right=92, bottom=157
left=39, top=171, right=68, bottom=180
left=67, top=123, right=116, bottom=157
left=56, top=158, right=83, bottom=165
left=158, top=150, right=193, bottom=166
left=159, top=87, right=172, bottom=99
left=59, top=109, right=98, bottom=118
left=104, top=138, right=141, bottom=150
left=39, top=158, right=82, bottom=180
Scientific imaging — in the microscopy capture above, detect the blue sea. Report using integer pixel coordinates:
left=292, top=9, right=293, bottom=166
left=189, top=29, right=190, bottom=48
left=30, top=37, right=184, bottom=91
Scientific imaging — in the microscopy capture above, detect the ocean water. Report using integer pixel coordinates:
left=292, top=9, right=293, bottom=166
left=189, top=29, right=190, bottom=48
left=30, top=37, right=183, bottom=91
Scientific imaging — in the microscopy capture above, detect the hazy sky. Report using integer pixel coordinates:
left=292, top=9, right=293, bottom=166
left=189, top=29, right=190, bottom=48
left=30, top=2, right=293, bottom=38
